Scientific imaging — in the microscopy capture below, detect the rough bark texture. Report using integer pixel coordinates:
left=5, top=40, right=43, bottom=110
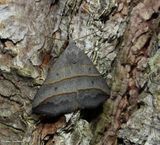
left=0, top=0, right=159, bottom=145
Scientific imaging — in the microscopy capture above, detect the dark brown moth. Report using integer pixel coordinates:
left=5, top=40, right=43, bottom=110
left=32, top=41, right=110, bottom=117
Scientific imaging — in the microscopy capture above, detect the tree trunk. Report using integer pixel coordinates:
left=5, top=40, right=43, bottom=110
left=0, top=0, right=159, bottom=145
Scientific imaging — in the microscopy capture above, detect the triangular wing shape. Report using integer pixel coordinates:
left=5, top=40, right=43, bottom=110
left=32, top=42, right=110, bottom=117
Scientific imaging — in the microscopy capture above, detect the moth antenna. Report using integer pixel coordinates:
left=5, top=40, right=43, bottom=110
left=73, top=29, right=105, bottom=42
left=25, top=27, right=106, bottom=43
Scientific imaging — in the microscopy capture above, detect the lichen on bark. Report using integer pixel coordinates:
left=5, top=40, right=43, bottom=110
left=0, top=0, right=160, bottom=145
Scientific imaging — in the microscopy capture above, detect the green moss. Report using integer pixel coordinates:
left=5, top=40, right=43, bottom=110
left=90, top=100, right=114, bottom=144
left=14, top=64, right=39, bottom=79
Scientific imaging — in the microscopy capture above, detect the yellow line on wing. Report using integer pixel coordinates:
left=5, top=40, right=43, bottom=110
left=44, top=74, right=101, bottom=85
left=37, top=87, right=108, bottom=107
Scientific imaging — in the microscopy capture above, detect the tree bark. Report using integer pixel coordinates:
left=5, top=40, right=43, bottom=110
left=0, top=0, right=159, bottom=145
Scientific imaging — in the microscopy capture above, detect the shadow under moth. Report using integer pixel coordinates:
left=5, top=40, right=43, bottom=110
left=32, top=41, right=110, bottom=118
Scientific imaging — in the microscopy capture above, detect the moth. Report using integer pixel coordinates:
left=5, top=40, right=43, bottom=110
left=32, top=41, right=110, bottom=117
